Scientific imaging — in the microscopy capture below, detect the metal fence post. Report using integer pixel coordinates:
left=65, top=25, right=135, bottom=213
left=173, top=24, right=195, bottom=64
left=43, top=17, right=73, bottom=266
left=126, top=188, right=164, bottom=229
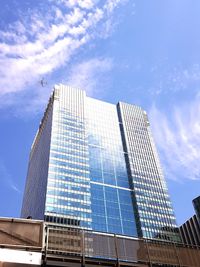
left=43, top=225, right=49, bottom=266
left=114, top=234, right=120, bottom=267
left=82, top=229, right=85, bottom=267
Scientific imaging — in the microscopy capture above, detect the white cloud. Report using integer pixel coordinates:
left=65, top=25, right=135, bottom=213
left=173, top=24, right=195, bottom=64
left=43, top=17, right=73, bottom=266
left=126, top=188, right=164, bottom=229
left=150, top=63, right=200, bottom=96
left=166, top=64, right=200, bottom=93
left=149, top=94, right=200, bottom=181
left=0, top=0, right=127, bottom=110
left=65, top=0, right=94, bottom=9
left=65, top=57, right=113, bottom=95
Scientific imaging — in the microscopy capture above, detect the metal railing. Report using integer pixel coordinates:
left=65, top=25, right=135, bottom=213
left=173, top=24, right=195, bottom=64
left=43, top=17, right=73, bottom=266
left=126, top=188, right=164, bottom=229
left=45, top=224, right=200, bottom=267
left=0, top=218, right=200, bottom=266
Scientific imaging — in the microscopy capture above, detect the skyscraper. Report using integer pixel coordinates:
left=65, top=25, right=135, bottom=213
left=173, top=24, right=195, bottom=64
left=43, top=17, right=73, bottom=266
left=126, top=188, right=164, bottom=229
left=21, top=84, right=178, bottom=241
left=193, top=196, right=200, bottom=222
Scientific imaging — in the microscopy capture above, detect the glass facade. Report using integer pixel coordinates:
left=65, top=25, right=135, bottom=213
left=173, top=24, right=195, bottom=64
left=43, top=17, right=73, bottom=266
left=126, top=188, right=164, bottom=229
left=117, top=103, right=179, bottom=241
left=45, top=86, right=91, bottom=229
left=21, top=85, right=179, bottom=241
left=87, top=98, right=137, bottom=236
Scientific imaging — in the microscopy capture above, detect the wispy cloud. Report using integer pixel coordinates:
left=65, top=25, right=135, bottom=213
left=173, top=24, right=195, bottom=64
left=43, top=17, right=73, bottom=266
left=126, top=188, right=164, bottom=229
left=0, top=0, right=127, bottom=113
left=0, top=161, right=21, bottom=193
left=150, top=63, right=200, bottom=96
left=149, top=94, right=200, bottom=181
left=65, top=57, right=113, bottom=96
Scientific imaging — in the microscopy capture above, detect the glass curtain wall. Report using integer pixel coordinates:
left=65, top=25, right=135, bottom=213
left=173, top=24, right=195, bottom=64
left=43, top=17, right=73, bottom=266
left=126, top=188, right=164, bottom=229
left=86, top=98, right=137, bottom=236
left=45, top=85, right=92, bottom=229
left=117, top=102, right=178, bottom=241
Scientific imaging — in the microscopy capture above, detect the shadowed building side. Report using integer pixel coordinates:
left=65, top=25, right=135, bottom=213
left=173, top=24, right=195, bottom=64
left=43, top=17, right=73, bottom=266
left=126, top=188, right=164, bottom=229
left=180, top=196, right=200, bottom=246
left=21, top=96, right=54, bottom=219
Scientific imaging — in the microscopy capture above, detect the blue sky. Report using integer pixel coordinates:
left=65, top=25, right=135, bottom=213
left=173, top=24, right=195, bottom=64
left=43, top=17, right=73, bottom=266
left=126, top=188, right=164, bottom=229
left=0, top=0, right=200, bottom=225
